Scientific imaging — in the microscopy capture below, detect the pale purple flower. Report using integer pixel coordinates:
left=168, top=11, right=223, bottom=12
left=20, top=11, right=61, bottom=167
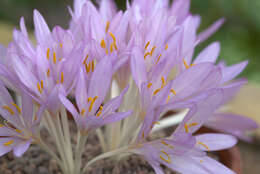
left=59, top=57, right=132, bottom=132
left=0, top=11, right=82, bottom=113
left=131, top=90, right=237, bottom=174
left=0, top=81, right=40, bottom=157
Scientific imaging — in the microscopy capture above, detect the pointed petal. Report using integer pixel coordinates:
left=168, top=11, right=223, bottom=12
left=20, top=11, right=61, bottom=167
left=33, top=10, right=51, bottom=44
left=194, top=42, right=220, bottom=64
left=13, top=140, right=31, bottom=157
left=221, top=61, right=248, bottom=83
left=196, top=133, right=237, bottom=151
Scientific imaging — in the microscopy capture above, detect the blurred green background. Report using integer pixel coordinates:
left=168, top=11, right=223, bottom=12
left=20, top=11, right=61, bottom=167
left=0, top=0, right=259, bottom=82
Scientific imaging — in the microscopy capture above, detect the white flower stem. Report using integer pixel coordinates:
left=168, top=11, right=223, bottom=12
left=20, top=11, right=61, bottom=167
left=74, top=131, right=88, bottom=174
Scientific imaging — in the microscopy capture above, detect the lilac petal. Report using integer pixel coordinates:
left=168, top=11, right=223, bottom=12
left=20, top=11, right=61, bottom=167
left=170, top=0, right=190, bottom=24
left=175, top=89, right=223, bottom=134
left=0, top=138, right=17, bottom=156
left=196, top=18, right=225, bottom=45
left=192, top=156, right=236, bottom=174
left=221, top=78, right=247, bottom=104
left=194, top=42, right=220, bottom=64
left=33, top=10, right=51, bottom=44
left=19, top=17, right=29, bottom=38
left=100, top=86, right=129, bottom=117
left=221, top=61, right=248, bottom=83
left=21, top=92, right=34, bottom=127
left=171, top=63, right=215, bottom=101
left=206, top=113, right=258, bottom=142
left=131, top=47, right=147, bottom=90
left=99, top=0, right=117, bottom=22
left=88, top=56, right=112, bottom=114
left=0, top=127, right=19, bottom=137
left=195, top=133, right=237, bottom=151
left=13, top=139, right=31, bottom=157
left=75, top=69, right=88, bottom=111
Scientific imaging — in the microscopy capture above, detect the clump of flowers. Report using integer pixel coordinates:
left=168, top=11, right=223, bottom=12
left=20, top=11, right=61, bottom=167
left=0, top=0, right=257, bottom=174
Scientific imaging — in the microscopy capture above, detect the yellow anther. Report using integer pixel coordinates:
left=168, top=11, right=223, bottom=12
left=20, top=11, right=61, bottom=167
left=109, top=32, right=116, bottom=42
left=37, top=82, right=42, bottom=94
left=156, top=54, right=162, bottom=64
left=15, top=129, right=22, bottom=133
left=144, top=52, right=151, bottom=59
left=145, top=41, right=150, bottom=50
left=197, top=141, right=210, bottom=151
left=2, top=105, right=14, bottom=115
left=47, top=69, right=50, bottom=77
left=165, top=44, right=169, bottom=50
left=105, top=21, right=110, bottom=33
left=170, top=89, right=176, bottom=95
left=184, top=122, right=198, bottom=133
left=161, top=140, right=174, bottom=149
left=153, top=88, right=161, bottom=96
left=83, top=54, right=89, bottom=65
left=153, top=121, right=160, bottom=125
left=96, top=106, right=103, bottom=117
left=200, top=160, right=204, bottom=163
left=56, top=80, right=60, bottom=84
left=183, top=58, right=190, bottom=69
left=160, top=150, right=171, bottom=164
left=11, top=103, right=21, bottom=114
left=161, top=77, right=166, bottom=87
left=60, top=43, right=63, bottom=48
left=147, top=83, right=153, bottom=89
left=150, top=46, right=156, bottom=56
left=88, top=96, right=98, bottom=112
left=100, top=39, right=106, bottom=49
left=166, top=95, right=171, bottom=103
left=113, top=42, right=118, bottom=51
left=80, top=109, right=86, bottom=116
left=105, top=49, right=109, bottom=54
left=40, top=80, right=43, bottom=89
left=190, top=64, right=195, bottom=67
left=47, top=48, right=50, bottom=60
left=60, top=72, right=64, bottom=84
left=53, top=52, right=57, bottom=64
left=91, top=60, right=95, bottom=72
left=142, top=131, right=145, bottom=139
left=3, top=140, right=14, bottom=146
left=0, top=124, right=4, bottom=127
left=110, top=43, right=114, bottom=53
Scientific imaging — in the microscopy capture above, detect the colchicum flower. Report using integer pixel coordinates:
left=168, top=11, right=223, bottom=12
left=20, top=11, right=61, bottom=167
left=0, top=0, right=257, bottom=174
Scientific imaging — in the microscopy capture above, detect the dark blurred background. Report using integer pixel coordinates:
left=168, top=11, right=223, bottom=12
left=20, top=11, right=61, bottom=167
left=0, top=0, right=259, bottom=82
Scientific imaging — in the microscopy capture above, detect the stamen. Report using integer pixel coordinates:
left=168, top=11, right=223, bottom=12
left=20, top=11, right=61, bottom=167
left=156, top=54, right=162, bottom=64
left=0, top=124, right=4, bottom=127
left=83, top=54, right=89, bottom=64
left=15, top=129, right=22, bottom=133
left=153, top=88, right=161, bottom=96
left=170, top=89, right=176, bottom=95
left=11, top=103, right=21, bottom=114
left=2, top=105, right=14, bottom=115
left=184, top=122, right=198, bottom=133
left=144, top=52, right=151, bottom=59
left=166, top=95, right=171, bottom=103
left=145, top=41, right=150, bottom=50
left=40, top=80, right=43, bottom=89
left=37, top=82, right=42, bottom=94
left=109, top=32, right=116, bottom=42
left=165, top=44, right=169, bottom=50
left=88, top=96, right=98, bottom=112
left=60, top=72, right=64, bottom=84
left=161, top=140, right=174, bottom=149
left=100, top=39, right=106, bottom=49
left=147, top=83, right=153, bottom=89
left=85, top=62, right=91, bottom=73
left=80, top=109, right=86, bottom=116
left=197, top=141, right=210, bottom=151
left=113, top=42, right=118, bottom=51
left=3, top=140, right=14, bottom=146
left=91, top=60, right=95, bottom=72
left=183, top=59, right=189, bottom=69
left=161, top=77, right=166, bottom=87
left=60, top=43, right=63, bottom=48
left=110, top=43, right=114, bottom=53
left=105, top=49, right=109, bottom=55
left=47, top=69, right=50, bottom=77
left=160, top=150, right=171, bottom=164
left=105, top=21, right=110, bottom=33
left=96, top=106, right=103, bottom=117
left=150, top=46, right=156, bottom=56
left=47, top=48, right=50, bottom=60
left=53, top=52, right=57, bottom=64
left=142, top=131, right=145, bottom=139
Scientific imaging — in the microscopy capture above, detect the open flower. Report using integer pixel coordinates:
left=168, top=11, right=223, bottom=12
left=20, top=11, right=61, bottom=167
left=59, top=57, right=132, bottom=132
left=0, top=81, right=41, bottom=157
left=131, top=89, right=237, bottom=174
